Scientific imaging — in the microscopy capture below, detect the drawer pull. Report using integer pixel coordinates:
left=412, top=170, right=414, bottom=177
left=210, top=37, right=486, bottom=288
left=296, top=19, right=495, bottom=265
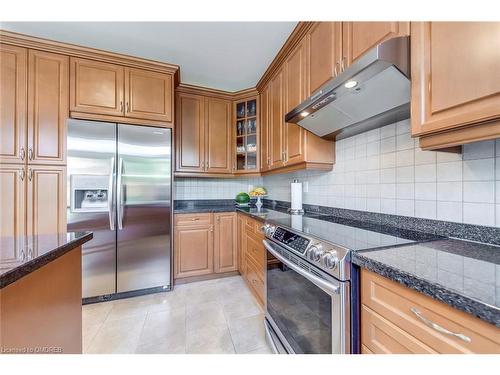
left=191, top=218, right=200, bottom=221
left=410, top=307, right=471, bottom=343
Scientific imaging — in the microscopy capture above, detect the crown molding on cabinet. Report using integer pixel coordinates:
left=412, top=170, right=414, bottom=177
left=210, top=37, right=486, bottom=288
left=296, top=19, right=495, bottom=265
left=256, top=22, right=314, bottom=92
left=0, top=30, right=180, bottom=81
left=176, top=83, right=258, bottom=101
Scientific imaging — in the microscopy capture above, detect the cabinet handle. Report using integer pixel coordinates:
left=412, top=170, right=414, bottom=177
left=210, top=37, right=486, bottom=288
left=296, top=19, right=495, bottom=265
left=28, top=147, right=33, bottom=161
left=120, top=101, right=123, bottom=112
left=341, top=57, right=346, bottom=72
left=20, top=147, right=26, bottom=161
left=217, top=216, right=220, bottom=223
left=28, top=168, right=33, bottom=181
left=410, top=308, right=471, bottom=343
left=19, top=168, right=25, bottom=181
left=210, top=226, right=213, bottom=232
left=126, top=102, right=130, bottom=113
left=334, top=62, right=340, bottom=77
left=191, top=218, right=200, bottom=221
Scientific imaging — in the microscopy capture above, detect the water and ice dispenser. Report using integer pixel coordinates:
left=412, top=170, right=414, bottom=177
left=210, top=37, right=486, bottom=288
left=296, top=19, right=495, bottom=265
left=70, top=174, right=109, bottom=212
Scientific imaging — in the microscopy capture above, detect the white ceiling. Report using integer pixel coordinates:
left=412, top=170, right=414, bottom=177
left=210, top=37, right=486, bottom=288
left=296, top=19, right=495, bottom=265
left=0, top=22, right=297, bottom=92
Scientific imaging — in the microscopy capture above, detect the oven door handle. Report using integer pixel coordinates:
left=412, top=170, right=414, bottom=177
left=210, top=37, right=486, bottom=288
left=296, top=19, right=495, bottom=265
left=263, top=240, right=340, bottom=296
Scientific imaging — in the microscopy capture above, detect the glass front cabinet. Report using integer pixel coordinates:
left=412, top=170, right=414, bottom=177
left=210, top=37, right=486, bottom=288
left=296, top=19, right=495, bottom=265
left=233, top=97, right=259, bottom=174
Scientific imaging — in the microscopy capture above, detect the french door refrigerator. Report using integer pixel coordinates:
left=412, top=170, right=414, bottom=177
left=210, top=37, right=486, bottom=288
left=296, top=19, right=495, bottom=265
left=67, top=119, right=172, bottom=301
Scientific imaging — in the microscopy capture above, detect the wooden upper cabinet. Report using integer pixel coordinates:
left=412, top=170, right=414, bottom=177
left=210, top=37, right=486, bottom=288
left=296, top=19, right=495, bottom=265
left=411, top=22, right=500, bottom=139
left=28, top=50, right=68, bottom=165
left=0, top=44, right=27, bottom=164
left=308, top=22, right=342, bottom=95
left=285, top=39, right=308, bottom=165
left=269, top=68, right=285, bottom=169
left=174, top=223, right=214, bottom=279
left=205, top=97, right=232, bottom=173
left=342, top=22, right=410, bottom=67
left=214, top=212, right=238, bottom=273
left=124, top=68, right=173, bottom=122
left=26, top=165, right=66, bottom=236
left=70, top=57, right=124, bottom=116
left=175, top=92, right=205, bottom=173
left=259, top=85, right=270, bottom=171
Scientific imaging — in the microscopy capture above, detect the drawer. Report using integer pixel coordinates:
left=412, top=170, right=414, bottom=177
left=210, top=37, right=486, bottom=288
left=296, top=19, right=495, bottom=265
left=244, top=215, right=264, bottom=238
left=361, top=269, right=500, bottom=354
left=361, top=305, right=436, bottom=354
left=175, top=213, right=212, bottom=227
left=245, top=233, right=265, bottom=269
left=245, top=256, right=265, bottom=307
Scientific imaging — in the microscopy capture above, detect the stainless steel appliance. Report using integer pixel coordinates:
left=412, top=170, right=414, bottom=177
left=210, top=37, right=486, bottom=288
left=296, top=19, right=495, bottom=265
left=261, top=212, right=424, bottom=354
left=285, top=37, right=410, bottom=140
left=262, top=223, right=351, bottom=354
left=67, top=119, right=172, bottom=301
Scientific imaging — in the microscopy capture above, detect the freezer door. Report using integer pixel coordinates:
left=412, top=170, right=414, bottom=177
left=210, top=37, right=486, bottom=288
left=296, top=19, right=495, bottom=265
left=67, top=119, right=117, bottom=298
left=116, top=124, right=172, bottom=292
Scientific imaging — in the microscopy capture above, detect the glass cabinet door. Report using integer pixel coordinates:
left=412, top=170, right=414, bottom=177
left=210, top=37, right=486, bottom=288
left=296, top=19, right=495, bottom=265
left=234, top=98, right=258, bottom=173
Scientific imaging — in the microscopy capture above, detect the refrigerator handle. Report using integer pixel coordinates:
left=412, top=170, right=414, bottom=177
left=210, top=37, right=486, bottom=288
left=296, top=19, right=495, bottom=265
left=117, top=157, right=124, bottom=230
left=108, top=157, right=115, bottom=230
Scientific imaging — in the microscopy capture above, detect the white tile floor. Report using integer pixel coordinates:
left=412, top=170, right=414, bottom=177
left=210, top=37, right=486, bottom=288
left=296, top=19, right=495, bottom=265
left=82, top=276, right=272, bottom=354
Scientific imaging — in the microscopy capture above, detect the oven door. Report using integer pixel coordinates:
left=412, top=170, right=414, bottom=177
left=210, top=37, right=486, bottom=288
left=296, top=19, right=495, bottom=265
left=263, top=239, right=350, bottom=354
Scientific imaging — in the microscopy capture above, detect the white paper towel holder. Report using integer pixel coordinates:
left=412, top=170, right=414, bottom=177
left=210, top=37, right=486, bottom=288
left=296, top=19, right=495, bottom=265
left=288, top=179, right=304, bottom=215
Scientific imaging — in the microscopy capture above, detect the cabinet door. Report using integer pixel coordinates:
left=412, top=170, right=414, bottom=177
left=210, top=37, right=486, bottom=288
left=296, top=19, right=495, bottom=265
left=308, top=22, right=342, bottom=95
left=259, top=85, right=270, bottom=171
left=285, top=39, right=308, bottom=165
left=237, top=214, right=246, bottom=275
left=214, top=212, right=237, bottom=273
left=269, top=68, right=285, bottom=170
left=0, top=165, right=26, bottom=256
left=0, top=44, right=27, bottom=164
left=175, top=93, right=206, bottom=173
left=174, top=225, right=214, bottom=279
left=205, top=97, right=232, bottom=173
left=70, top=57, right=124, bottom=116
left=28, top=50, right=68, bottom=165
left=124, top=68, right=173, bottom=122
left=411, top=22, right=500, bottom=136
left=342, top=22, right=410, bottom=67
left=26, top=165, right=66, bottom=236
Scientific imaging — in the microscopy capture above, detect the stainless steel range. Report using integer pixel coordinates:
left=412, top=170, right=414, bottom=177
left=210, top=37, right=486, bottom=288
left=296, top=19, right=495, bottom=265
left=262, top=222, right=351, bottom=354
left=260, top=212, right=427, bottom=354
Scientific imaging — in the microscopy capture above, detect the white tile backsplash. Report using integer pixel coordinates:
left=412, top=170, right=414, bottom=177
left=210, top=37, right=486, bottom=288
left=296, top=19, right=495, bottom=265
left=174, top=176, right=263, bottom=200
left=262, top=121, right=500, bottom=228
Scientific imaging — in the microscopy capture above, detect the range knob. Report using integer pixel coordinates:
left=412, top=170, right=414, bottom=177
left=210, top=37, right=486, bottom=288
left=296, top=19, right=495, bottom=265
left=321, top=251, right=339, bottom=269
left=308, top=243, right=324, bottom=262
left=261, top=224, right=275, bottom=237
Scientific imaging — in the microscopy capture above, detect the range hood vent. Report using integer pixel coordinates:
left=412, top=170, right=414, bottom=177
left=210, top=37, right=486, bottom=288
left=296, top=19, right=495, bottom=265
left=285, top=37, right=410, bottom=140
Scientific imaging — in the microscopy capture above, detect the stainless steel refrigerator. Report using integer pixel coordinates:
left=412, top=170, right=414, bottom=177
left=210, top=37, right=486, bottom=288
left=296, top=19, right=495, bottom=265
left=67, top=119, right=172, bottom=300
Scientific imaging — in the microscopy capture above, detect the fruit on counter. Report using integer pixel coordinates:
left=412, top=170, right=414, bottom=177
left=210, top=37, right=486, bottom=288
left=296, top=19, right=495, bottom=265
left=235, top=192, right=250, bottom=204
left=249, top=187, right=267, bottom=197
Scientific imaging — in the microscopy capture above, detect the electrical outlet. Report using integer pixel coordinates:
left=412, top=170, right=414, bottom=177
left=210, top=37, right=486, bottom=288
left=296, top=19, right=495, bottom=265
left=303, top=181, right=309, bottom=193
left=248, top=184, right=254, bottom=192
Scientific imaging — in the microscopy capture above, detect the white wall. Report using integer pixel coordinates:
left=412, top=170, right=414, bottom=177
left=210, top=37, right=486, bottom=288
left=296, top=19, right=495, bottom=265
left=174, top=176, right=263, bottom=200
left=264, top=119, right=500, bottom=228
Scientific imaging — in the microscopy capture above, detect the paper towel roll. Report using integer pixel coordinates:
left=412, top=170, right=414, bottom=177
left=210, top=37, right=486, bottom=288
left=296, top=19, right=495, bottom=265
left=291, top=180, right=302, bottom=211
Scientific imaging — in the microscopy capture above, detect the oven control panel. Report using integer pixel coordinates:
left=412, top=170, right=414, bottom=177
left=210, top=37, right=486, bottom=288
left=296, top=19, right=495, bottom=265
left=272, top=227, right=310, bottom=254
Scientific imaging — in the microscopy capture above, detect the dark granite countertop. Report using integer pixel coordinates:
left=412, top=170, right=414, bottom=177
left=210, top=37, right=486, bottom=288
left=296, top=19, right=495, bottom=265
left=352, top=239, right=500, bottom=327
left=0, top=231, right=93, bottom=289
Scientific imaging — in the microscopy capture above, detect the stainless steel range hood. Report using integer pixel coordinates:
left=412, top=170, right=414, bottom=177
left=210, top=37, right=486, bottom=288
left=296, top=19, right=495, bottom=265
left=285, top=37, right=410, bottom=140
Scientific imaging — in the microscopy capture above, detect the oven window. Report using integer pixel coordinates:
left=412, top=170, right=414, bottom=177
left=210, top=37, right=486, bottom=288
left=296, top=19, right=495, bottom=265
left=267, top=257, right=332, bottom=354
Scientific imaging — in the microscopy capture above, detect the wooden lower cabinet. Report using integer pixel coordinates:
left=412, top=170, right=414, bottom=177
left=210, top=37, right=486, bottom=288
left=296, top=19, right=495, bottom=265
left=237, top=213, right=246, bottom=274
left=361, top=269, right=500, bottom=354
left=174, top=215, right=214, bottom=279
left=239, top=214, right=266, bottom=309
left=214, top=212, right=238, bottom=273
left=0, top=246, right=83, bottom=354
left=174, top=212, right=238, bottom=281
